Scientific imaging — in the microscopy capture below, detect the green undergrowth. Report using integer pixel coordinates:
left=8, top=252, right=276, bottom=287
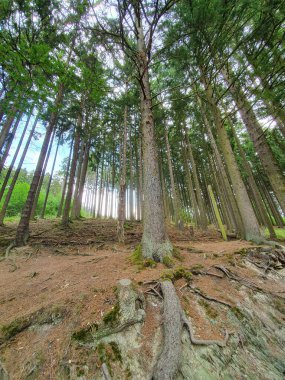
left=102, top=303, right=120, bottom=326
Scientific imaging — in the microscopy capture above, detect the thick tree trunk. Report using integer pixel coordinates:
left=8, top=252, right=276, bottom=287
left=223, top=68, right=285, bottom=214
left=136, top=15, right=172, bottom=260
left=0, top=115, right=39, bottom=225
left=15, top=84, right=64, bottom=245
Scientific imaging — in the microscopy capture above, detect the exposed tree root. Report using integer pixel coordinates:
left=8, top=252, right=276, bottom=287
left=5, top=241, right=16, bottom=258
left=187, top=285, right=232, bottom=308
left=181, top=312, right=230, bottom=347
left=101, top=363, right=112, bottom=380
left=152, top=281, right=182, bottom=380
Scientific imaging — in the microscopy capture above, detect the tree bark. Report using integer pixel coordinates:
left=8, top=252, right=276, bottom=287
left=201, top=73, right=262, bottom=242
left=135, top=8, right=172, bottom=260
left=0, top=115, right=39, bottom=225
left=117, top=105, right=128, bottom=242
left=223, top=68, right=285, bottom=214
left=15, top=83, right=64, bottom=245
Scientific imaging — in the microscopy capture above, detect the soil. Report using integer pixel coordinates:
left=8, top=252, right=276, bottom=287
left=0, top=218, right=284, bottom=379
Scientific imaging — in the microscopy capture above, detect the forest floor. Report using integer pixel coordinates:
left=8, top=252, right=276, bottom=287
left=0, top=219, right=285, bottom=379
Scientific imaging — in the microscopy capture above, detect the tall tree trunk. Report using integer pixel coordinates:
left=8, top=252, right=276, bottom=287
left=74, top=140, right=90, bottom=219
left=197, top=96, right=243, bottom=235
left=222, top=68, right=285, bottom=214
left=117, top=105, right=128, bottom=242
left=165, top=127, right=180, bottom=227
left=0, top=105, right=18, bottom=154
left=0, top=110, right=23, bottom=174
left=0, top=111, right=32, bottom=201
left=0, top=114, right=39, bottom=225
left=30, top=128, right=56, bottom=219
left=135, top=11, right=172, bottom=260
left=183, top=125, right=208, bottom=229
left=15, top=84, right=64, bottom=245
left=71, top=141, right=84, bottom=219
left=57, top=137, right=74, bottom=218
left=62, top=119, right=81, bottom=226
left=40, top=134, right=61, bottom=218
left=201, top=73, right=262, bottom=242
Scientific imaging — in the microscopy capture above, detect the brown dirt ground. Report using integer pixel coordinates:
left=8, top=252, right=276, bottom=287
left=0, top=218, right=284, bottom=379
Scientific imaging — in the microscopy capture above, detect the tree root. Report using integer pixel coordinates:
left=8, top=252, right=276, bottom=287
left=5, top=241, right=16, bottom=258
left=102, top=363, right=112, bottom=380
left=92, top=318, right=144, bottom=341
left=187, top=285, right=232, bottom=308
left=151, top=280, right=231, bottom=379
left=152, top=281, right=183, bottom=380
left=182, top=312, right=230, bottom=347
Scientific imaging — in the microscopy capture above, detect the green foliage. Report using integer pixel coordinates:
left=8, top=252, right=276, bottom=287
left=161, top=267, right=192, bottom=282
left=103, top=303, right=120, bottom=326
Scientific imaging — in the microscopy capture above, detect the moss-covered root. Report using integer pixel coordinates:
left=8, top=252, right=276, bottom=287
left=152, top=281, right=182, bottom=380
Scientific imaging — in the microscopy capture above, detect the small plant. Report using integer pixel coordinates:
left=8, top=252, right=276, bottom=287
left=190, top=263, right=204, bottom=271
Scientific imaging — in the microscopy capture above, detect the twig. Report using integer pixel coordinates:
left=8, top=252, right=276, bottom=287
left=102, top=363, right=112, bottom=380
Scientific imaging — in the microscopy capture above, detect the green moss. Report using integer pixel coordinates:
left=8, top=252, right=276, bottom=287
left=232, top=306, right=245, bottom=321
left=161, top=266, right=192, bottom=283
left=173, top=247, right=183, bottom=261
left=72, top=322, right=99, bottom=343
left=103, top=303, right=120, bottom=326
left=109, top=341, right=122, bottom=362
left=198, top=299, right=218, bottom=319
left=190, top=263, right=204, bottom=271
left=162, top=256, right=174, bottom=268
left=0, top=305, right=65, bottom=343
left=0, top=317, right=30, bottom=342
left=130, top=244, right=157, bottom=269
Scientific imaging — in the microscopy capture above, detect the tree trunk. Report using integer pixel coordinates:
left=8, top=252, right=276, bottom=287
left=15, top=83, right=64, bottom=245
left=223, top=68, right=285, bottom=214
left=0, top=111, right=32, bottom=202
left=183, top=125, right=208, bottom=229
left=74, top=140, right=90, bottom=219
left=165, top=127, right=180, bottom=227
left=57, top=137, right=74, bottom=218
left=0, top=110, right=23, bottom=174
left=135, top=11, right=172, bottom=260
left=71, top=141, right=84, bottom=219
left=117, top=105, right=128, bottom=242
left=62, top=118, right=81, bottom=226
left=30, top=128, right=56, bottom=220
left=40, top=134, right=61, bottom=218
left=202, top=74, right=262, bottom=242
left=0, top=114, right=39, bottom=225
